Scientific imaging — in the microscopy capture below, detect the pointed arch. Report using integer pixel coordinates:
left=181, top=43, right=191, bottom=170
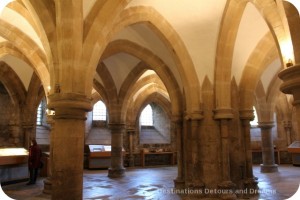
left=11, top=0, right=55, bottom=66
left=85, top=6, right=200, bottom=112
left=215, top=0, right=287, bottom=110
left=239, top=32, right=280, bottom=110
left=0, top=61, right=26, bottom=105
left=95, top=62, right=118, bottom=105
left=0, top=20, right=49, bottom=93
left=102, top=39, right=181, bottom=122
left=82, top=0, right=129, bottom=95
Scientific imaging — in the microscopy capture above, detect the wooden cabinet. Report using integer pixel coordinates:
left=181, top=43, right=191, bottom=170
left=288, top=141, right=300, bottom=166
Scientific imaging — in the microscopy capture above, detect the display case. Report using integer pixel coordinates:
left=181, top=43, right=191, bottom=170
left=288, top=141, right=300, bottom=166
left=0, top=148, right=29, bottom=184
left=88, top=145, right=125, bottom=169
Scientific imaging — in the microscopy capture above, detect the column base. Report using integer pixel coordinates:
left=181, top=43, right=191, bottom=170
left=108, top=167, right=126, bottom=178
left=218, top=181, right=237, bottom=200
left=243, top=178, right=258, bottom=190
left=173, top=178, right=185, bottom=189
left=260, top=164, right=278, bottom=173
left=43, top=177, right=52, bottom=194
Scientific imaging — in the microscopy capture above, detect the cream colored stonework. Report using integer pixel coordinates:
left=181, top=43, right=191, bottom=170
left=1, top=0, right=300, bottom=199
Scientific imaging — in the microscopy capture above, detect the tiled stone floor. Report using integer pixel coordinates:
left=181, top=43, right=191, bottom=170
left=2, top=165, right=300, bottom=200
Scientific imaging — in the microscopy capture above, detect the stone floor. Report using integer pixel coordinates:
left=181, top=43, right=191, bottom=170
left=1, top=165, right=300, bottom=200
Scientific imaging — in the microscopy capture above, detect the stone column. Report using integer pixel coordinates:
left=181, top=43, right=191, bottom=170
left=173, top=116, right=185, bottom=189
left=184, top=112, right=204, bottom=190
left=43, top=114, right=55, bottom=194
left=22, top=123, right=34, bottom=149
left=183, top=114, right=191, bottom=186
left=108, top=123, right=126, bottom=178
left=283, top=120, right=292, bottom=146
left=240, top=110, right=258, bottom=189
left=279, top=65, right=300, bottom=141
left=214, top=109, right=236, bottom=199
left=258, top=122, right=278, bottom=173
left=127, top=127, right=135, bottom=167
left=48, top=93, right=91, bottom=200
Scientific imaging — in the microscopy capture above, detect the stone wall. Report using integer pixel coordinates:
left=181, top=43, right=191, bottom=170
left=0, top=93, right=13, bottom=146
left=0, top=91, right=20, bottom=147
left=152, top=103, right=170, bottom=142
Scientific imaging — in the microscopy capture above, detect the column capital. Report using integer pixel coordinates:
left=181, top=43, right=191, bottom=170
left=48, top=93, right=92, bottom=112
left=184, top=111, right=203, bottom=121
left=214, top=108, right=233, bottom=120
left=278, top=65, right=300, bottom=97
left=171, top=114, right=183, bottom=123
left=239, top=109, right=254, bottom=121
left=48, top=93, right=92, bottom=120
left=108, top=123, right=126, bottom=131
left=126, top=126, right=135, bottom=134
left=258, top=122, right=274, bottom=129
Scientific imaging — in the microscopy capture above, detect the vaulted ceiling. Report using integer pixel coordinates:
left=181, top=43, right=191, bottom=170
left=0, top=0, right=298, bottom=102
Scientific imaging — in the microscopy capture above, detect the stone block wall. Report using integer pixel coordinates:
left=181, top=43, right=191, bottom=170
left=152, top=103, right=170, bottom=142
left=0, top=93, right=18, bottom=147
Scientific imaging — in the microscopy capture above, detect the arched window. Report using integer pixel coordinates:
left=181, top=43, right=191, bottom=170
left=36, top=102, right=43, bottom=125
left=250, top=106, right=258, bottom=126
left=93, top=101, right=107, bottom=121
left=140, top=104, right=153, bottom=126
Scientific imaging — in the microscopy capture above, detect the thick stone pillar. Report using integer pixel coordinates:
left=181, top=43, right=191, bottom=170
left=173, top=116, right=185, bottom=189
left=43, top=114, right=55, bottom=194
left=258, top=122, right=278, bottom=173
left=279, top=65, right=300, bottom=140
left=239, top=110, right=258, bottom=189
left=283, top=121, right=292, bottom=145
left=127, top=127, right=135, bottom=167
left=184, top=112, right=205, bottom=190
left=214, top=109, right=236, bottom=199
left=108, top=123, right=125, bottom=178
left=48, top=93, right=91, bottom=200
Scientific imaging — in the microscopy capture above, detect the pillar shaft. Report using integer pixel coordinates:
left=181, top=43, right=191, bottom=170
left=127, top=128, right=135, bottom=167
left=242, top=119, right=253, bottom=179
left=239, top=109, right=258, bottom=190
left=293, top=103, right=300, bottom=141
left=173, top=118, right=185, bottom=188
left=279, top=65, right=300, bottom=141
left=183, top=117, right=191, bottom=185
left=48, top=93, right=91, bottom=200
left=43, top=115, right=55, bottom=194
left=183, top=112, right=204, bottom=189
left=283, top=121, right=292, bottom=146
left=258, top=122, right=278, bottom=173
left=214, top=109, right=236, bottom=199
left=108, top=123, right=125, bottom=178
left=191, top=118, right=202, bottom=185
left=220, top=119, right=230, bottom=181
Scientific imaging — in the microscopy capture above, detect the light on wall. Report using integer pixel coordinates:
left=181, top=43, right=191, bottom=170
left=0, top=0, right=13, bottom=14
left=47, top=86, right=51, bottom=95
left=281, top=39, right=294, bottom=68
left=286, top=59, right=293, bottom=67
